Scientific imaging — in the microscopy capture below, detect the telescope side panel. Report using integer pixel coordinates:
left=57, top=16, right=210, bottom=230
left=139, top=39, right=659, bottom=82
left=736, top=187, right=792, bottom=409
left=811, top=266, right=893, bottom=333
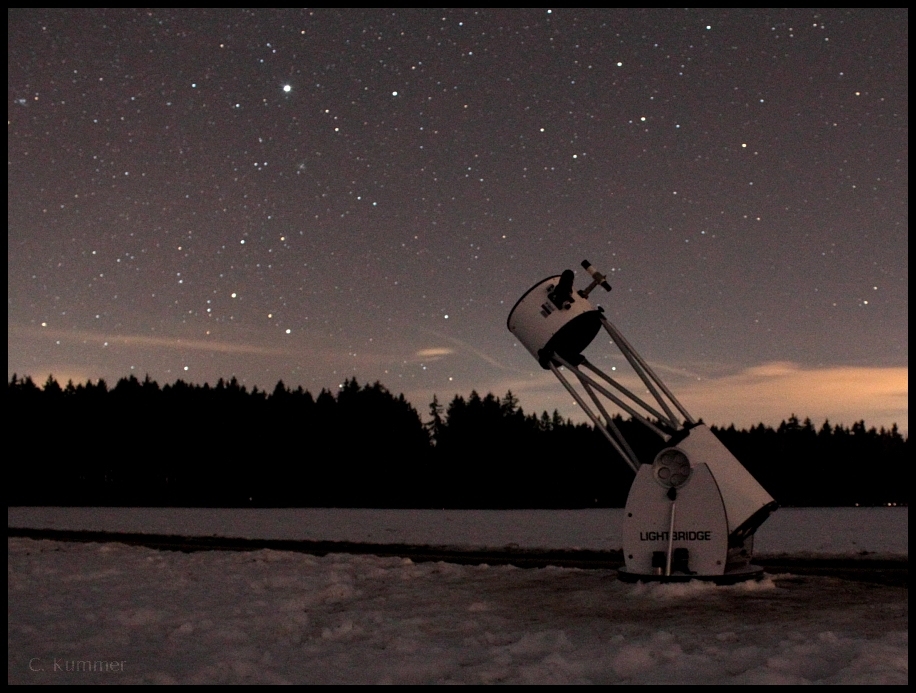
left=675, top=425, right=775, bottom=536
left=623, top=463, right=728, bottom=576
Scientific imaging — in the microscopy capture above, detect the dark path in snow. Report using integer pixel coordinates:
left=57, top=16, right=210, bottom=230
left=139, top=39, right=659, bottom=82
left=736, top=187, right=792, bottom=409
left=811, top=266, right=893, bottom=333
left=8, top=527, right=908, bottom=587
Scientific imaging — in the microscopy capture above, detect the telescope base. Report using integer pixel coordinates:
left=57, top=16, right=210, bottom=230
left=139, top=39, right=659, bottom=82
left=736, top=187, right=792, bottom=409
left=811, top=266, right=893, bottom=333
left=617, top=564, right=766, bottom=585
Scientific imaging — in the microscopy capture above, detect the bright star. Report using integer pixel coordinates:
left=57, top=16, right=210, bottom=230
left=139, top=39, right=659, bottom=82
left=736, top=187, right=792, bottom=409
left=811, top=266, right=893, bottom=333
left=283, top=84, right=292, bottom=93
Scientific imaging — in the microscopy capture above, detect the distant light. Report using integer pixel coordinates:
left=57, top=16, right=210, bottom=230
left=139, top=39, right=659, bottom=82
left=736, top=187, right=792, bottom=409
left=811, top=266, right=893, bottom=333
left=283, top=84, right=292, bottom=93
left=444, top=314, right=449, bottom=319
left=286, top=329, right=291, bottom=334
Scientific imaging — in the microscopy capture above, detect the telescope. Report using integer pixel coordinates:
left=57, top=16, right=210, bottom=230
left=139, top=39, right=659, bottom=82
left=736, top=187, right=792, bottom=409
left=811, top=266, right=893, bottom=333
left=508, top=260, right=778, bottom=583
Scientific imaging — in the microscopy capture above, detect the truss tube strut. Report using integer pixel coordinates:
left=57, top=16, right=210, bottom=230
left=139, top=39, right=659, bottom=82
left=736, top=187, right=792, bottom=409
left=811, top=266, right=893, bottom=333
left=579, top=378, right=642, bottom=471
left=599, top=316, right=696, bottom=426
left=579, top=357, right=672, bottom=427
left=553, top=354, right=673, bottom=439
left=598, top=319, right=680, bottom=426
left=548, top=360, right=640, bottom=473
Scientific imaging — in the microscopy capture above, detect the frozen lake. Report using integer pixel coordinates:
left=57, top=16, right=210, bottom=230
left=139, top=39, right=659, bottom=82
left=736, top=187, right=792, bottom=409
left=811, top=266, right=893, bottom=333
left=7, top=505, right=909, bottom=558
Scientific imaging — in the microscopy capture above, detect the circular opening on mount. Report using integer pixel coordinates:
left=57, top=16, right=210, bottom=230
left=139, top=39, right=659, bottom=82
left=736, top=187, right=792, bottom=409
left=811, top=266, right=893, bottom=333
left=652, top=448, right=692, bottom=489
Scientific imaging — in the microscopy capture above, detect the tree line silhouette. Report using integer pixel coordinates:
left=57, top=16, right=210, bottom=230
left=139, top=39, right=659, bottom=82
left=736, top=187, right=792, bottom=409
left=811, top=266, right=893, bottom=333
left=7, top=374, right=908, bottom=508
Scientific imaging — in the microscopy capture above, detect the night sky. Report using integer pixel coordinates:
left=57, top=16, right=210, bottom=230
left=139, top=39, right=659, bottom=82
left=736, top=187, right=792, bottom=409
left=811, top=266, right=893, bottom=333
left=8, top=8, right=908, bottom=432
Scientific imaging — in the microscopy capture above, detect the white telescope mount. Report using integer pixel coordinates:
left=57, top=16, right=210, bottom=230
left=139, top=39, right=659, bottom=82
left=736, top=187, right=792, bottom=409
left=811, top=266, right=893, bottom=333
left=508, top=261, right=778, bottom=583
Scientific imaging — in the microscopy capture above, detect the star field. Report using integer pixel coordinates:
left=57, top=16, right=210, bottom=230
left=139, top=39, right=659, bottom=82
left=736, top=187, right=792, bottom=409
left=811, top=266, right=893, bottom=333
left=8, top=8, right=908, bottom=431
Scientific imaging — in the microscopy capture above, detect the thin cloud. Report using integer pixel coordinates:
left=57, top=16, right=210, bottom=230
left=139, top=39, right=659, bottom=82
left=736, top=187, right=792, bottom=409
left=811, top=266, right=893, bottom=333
left=13, top=325, right=294, bottom=357
left=416, top=348, right=454, bottom=358
left=676, top=362, right=908, bottom=432
left=435, top=361, right=908, bottom=434
left=418, top=328, right=520, bottom=371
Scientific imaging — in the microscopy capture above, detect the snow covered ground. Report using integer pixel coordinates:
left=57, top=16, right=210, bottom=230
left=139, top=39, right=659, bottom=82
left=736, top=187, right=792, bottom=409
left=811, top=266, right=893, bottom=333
left=8, top=507, right=908, bottom=684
